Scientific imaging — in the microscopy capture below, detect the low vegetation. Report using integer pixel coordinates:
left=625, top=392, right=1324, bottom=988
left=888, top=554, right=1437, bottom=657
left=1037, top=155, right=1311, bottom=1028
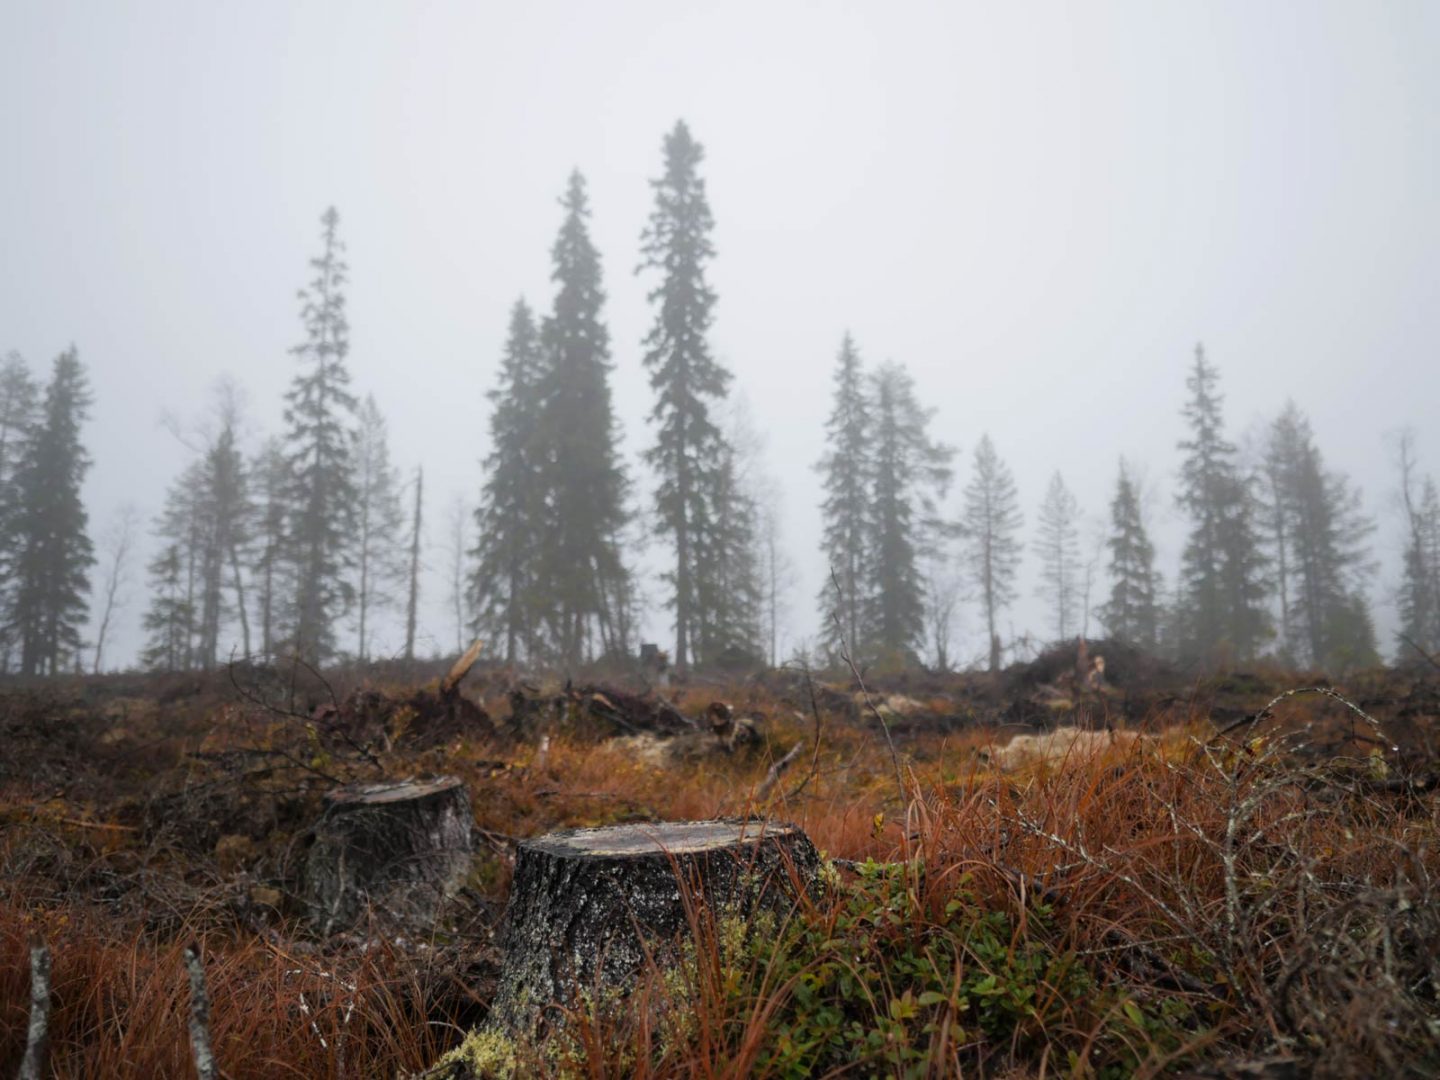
left=3, top=653, right=1438, bottom=1077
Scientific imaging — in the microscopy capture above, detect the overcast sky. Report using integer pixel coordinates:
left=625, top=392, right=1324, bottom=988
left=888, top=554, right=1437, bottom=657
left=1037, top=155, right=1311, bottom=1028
left=3, top=1, right=1437, bottom=668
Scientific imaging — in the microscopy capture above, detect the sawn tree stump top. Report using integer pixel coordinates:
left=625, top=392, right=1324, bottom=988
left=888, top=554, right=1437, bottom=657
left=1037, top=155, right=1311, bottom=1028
left=525, top=819, right=802, bottom=859
left=325, top=777, right=463, bottom=807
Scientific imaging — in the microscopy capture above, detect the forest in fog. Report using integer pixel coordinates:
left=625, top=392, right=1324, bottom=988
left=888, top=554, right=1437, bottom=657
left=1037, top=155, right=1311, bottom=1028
left=2, top=116, right=1437, bottom=679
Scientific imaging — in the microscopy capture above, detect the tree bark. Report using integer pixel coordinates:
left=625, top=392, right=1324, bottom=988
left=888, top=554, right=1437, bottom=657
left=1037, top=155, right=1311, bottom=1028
left=305, top=777, right=473, bottom=934
left=486, top=818, right=819, bottom=1040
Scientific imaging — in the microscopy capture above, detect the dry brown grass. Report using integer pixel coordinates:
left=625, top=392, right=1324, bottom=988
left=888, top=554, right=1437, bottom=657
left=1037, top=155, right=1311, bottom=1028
left=3, top=668, right=1439, bottom=1076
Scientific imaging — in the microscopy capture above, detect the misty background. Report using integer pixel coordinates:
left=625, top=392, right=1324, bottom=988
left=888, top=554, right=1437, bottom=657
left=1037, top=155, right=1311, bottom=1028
left=2, top=1, right=1437, bottom=669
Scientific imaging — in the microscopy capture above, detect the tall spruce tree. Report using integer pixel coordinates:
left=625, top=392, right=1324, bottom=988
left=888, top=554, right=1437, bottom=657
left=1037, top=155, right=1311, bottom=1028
left=696, top=436, right=764, bottom=663
left=0, top=352, right=40, bottom=671
left=960, top=433, right=1023, bottom=671
left=816, top=333, right=872, bottom=657
left=863, top=362, right=952, bottom=662
left=282, top=207, right=358, bottom=663
left=1034, top=471, right=1082, bottom=644
left=250, top=437, right=289, bottom=660
left=1099, top=460, right=1159, bottom=649
left=1263, top=403, right=1376, bottom=670
left=352, top=395, right=405, bottom=662
left=194, top=416, right=250, bottom=669
left=639, top=120, right=734, bottom=670
left=8, top=348, right=94, bottom=675
left=535, top=171, right=632, bottom=667
left=1175, top=346, right=1270, bottom=664
left=141, top=462, right=203, bottom=671
left=471, top=300, right=546, bottom=664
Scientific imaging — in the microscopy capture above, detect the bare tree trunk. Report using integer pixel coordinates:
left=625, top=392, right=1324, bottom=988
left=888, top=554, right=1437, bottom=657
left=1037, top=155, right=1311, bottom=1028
left=91, top=504, right=138, bottom=674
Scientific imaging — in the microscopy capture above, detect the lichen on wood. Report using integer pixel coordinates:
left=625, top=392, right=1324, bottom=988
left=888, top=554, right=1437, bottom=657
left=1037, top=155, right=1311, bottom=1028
left=304, top=776, right=474, bottom=934
left=484, top=818, right=820, bottom=1042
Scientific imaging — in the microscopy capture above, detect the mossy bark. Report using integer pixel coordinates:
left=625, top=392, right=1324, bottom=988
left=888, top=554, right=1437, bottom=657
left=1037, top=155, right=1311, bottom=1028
left=484, top=818, right=819, bottom=1041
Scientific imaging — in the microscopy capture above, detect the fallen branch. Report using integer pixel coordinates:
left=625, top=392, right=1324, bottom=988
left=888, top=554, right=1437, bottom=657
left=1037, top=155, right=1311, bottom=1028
left=18, top=942, right=50, bottom=1080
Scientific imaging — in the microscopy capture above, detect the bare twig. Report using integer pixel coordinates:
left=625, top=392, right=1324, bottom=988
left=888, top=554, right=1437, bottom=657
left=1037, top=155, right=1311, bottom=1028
left=785, top=663, right=825, bottom=799
left=184, top=943, right=217, bottom=1080
left=18, top=941, right=51, bottom=1080
left=1399, top=633, right=1440, bottom=674
left=830, top=568, right=907, bottom=805
left=1209, top=685, right=1397, bottom=752
left=756, top=740, right=806, bottom=800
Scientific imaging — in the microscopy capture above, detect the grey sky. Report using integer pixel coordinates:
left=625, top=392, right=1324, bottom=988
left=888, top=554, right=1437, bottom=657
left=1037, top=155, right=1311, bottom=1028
left=3, top=1, right=1437, bottom=666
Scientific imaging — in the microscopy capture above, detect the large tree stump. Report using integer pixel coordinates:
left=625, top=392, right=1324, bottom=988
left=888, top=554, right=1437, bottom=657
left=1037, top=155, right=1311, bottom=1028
left=305, top=777, right=473, bottom=934
left=486, top=818, right=819, bottom=1039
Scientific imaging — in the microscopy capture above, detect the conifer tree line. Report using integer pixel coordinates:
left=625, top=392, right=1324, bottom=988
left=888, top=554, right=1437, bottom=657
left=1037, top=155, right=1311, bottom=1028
left=3, top=120, right=1436, bottom=677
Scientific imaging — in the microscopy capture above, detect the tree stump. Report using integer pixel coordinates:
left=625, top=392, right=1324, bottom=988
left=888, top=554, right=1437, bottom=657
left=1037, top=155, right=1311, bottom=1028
left=486, top=818, right=819, bottom=1039
left=305, top=776, right=473, bottom=934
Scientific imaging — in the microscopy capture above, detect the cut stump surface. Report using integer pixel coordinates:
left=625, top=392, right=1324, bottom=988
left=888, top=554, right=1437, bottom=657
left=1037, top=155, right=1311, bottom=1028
left=486, top=818, right=819, bottom=1039
left=305, top=776, right=473, bottom=934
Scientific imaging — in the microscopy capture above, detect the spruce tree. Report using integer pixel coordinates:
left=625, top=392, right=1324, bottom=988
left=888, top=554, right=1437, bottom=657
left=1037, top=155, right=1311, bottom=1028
left=863, top=362, right=952, bottom=662
left=8, top=347, right=94, bottom=675
left=816, top=333, right=872, bottom=657
left=282, top=207, right=358, bottom=663
left=141, top=463, right=203, bottom=671
left=251, top=437, right=289, bottom=660
left=404, top=466, right=423, bottom=665
left=960, top=433, right=1023, bottom=671
left=194, top=417, right=250, bottom=669
left=0, top=352, right=39, bottom=671
left=1395, top=433, right=1440, bottom=662
left=1175, top=346, right=1270, bottom=664
left=1099, top=460, right=1159, bottom=649
left=639, top=120, right=733, bottom=670
left=1034, top=471, right=1082, bottom=644
left=471, top=300, right=546, bottom=664
left=1263, top=403, right=1375, bottom=670
left=141, top=541, right=193, bottom=672
left=352, top=395, right=405, bottom=662
left=535, top=171, right=631, bottom=667
left=696, top=424, right=764, bottom=664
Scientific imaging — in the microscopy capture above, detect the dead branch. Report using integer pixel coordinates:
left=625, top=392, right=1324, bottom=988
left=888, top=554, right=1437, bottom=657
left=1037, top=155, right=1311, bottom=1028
left=18, top=941, right=50, bottom=1080
left=831, top=569, right=906, bottom=806
left=756, top=740, right=806, bottom=800
left=784, top=663, right=825, bottom=800
left=1399, top=633, right=1440, bottom=674
left=184, top=943, right=217, bottom=1080
left=441, top=639, right=486, bottom=698
left=1209, top=685, right=1398, bottom=752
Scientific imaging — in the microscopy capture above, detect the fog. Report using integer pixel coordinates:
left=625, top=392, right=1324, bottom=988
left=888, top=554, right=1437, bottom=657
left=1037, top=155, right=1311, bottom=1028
left=3, top=1, right=1437, bottom=668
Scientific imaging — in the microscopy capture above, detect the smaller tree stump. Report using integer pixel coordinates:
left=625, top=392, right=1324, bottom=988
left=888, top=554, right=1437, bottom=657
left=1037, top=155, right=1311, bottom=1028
left=305, top=776, right=473, bottom=934
left=486, top=818, right=819, bottom=1039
